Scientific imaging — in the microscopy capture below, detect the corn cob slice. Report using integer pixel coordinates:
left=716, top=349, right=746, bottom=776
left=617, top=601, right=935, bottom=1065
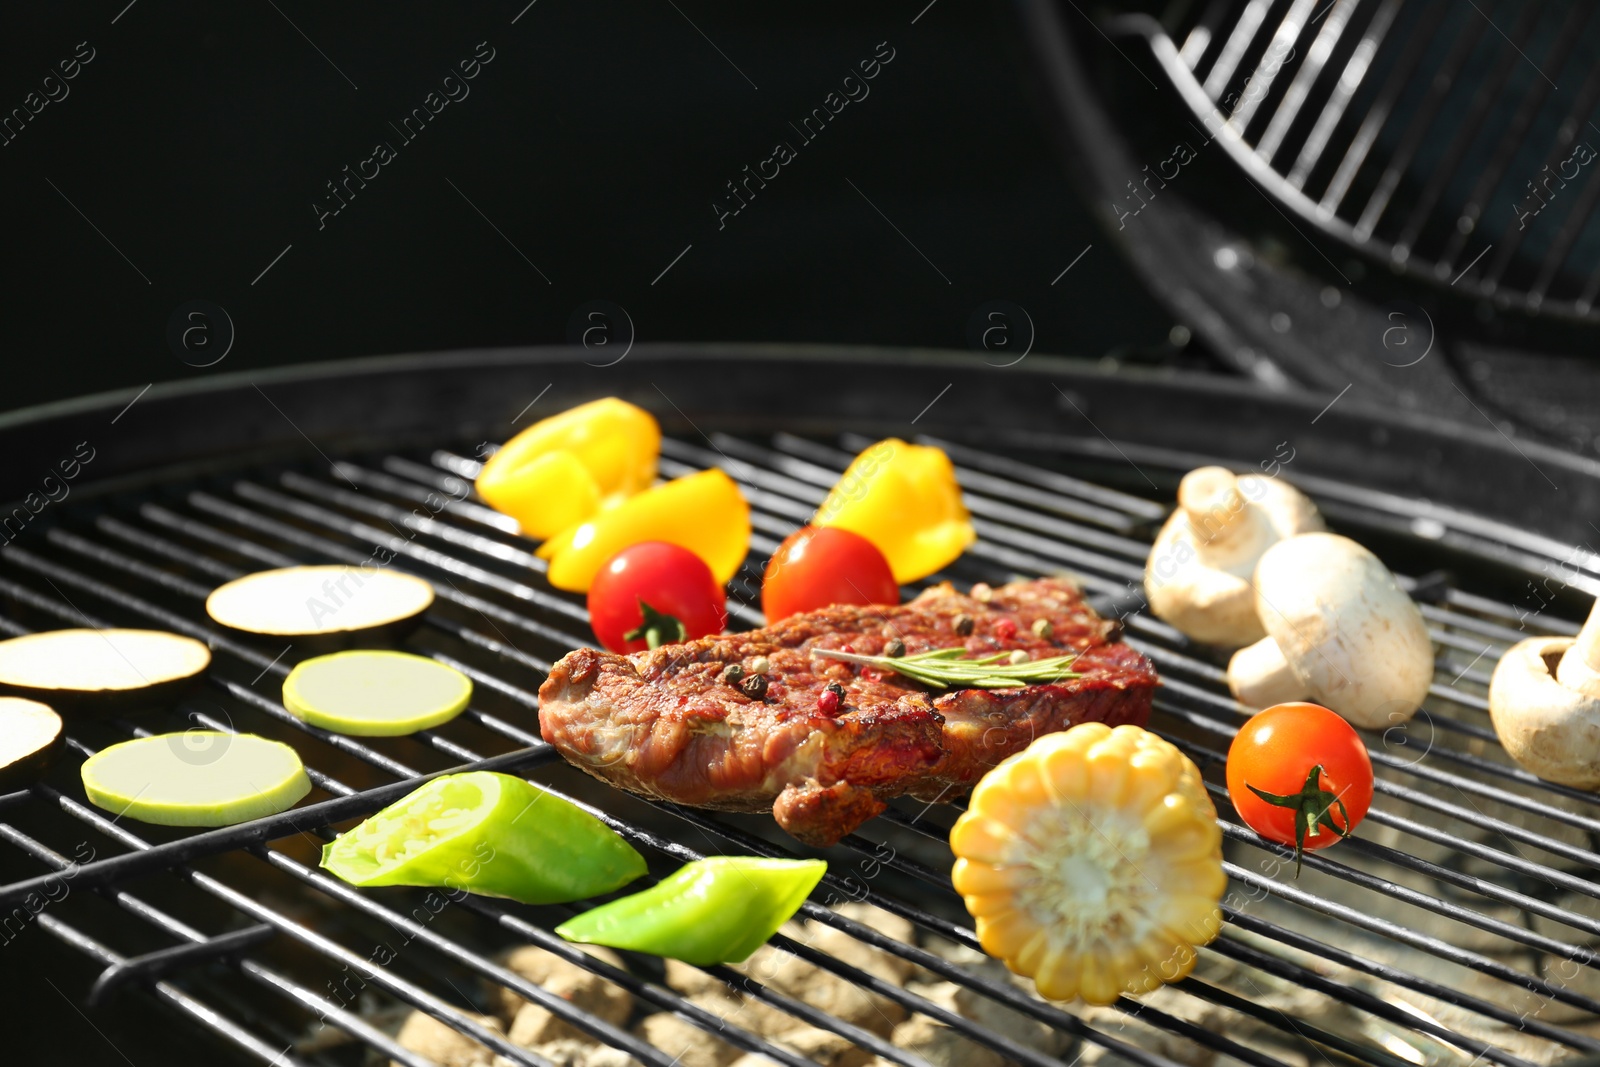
left=950, top=722, right=1226, bottom=1005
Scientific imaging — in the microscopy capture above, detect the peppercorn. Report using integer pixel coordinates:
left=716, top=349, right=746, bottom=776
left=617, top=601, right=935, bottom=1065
left=721, top=663, right=745, bottom=685
left=954, top=614, right=975, bottom=636
left=971, top=583, right=993, bottom=603
left=1009, top=649, right=1030, bottom=665
left=993, top=618, right=1018, bottom=641
left=749, top=656, right=771, bottom=676
left=817, top=681, right=846, bottom=714
left=740, top=673, right=769, bottom=699
left=1032, top=618, right=1055, bottom=641
left=884, top=637, right=906, bottom=658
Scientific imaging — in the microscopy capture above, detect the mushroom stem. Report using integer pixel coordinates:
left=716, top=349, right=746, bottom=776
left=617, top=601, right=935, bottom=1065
left=1228, top=636, right=1305, bottom=709
left=1177, top=468, right=1271, bottom=569
left=1556, top=599, right=1600, bottom=698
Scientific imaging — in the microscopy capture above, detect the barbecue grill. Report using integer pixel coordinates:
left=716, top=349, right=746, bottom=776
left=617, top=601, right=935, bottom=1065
left=3, top=346, right=1599, bottom=1067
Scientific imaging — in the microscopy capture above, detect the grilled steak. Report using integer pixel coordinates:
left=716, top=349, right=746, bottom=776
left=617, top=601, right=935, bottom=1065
left=538, top=577, right=1158, bottom=846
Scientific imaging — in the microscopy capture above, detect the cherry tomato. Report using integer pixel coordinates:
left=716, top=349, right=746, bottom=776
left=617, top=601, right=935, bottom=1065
left=587, top=542, right=727, bottom=654
left=762, top=526, right=900, bottom=623
left=1226, top=702, right=1372, bottom=868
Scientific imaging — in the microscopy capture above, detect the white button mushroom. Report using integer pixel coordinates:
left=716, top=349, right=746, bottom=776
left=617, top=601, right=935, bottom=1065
left=1488, top=601, right=1600, bottom=788
left=1144, top=466, right=1323, bottom=646
left=1226, top=532, right=1433, bottom=728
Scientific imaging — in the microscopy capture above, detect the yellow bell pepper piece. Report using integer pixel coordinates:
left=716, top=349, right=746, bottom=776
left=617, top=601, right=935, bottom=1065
left=476, top=398, right=660, bottom=540
left=950, top=723, right=1225, bottom=1006
left=536, top=469, right=751, bottom=592
left=812, top=439, right=974, bottom=584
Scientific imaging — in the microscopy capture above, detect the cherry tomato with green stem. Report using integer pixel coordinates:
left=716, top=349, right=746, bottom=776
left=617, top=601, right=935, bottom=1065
left=587, top=542, right=727, bottom=654
left=1226, top=702, right=1373, bottom=873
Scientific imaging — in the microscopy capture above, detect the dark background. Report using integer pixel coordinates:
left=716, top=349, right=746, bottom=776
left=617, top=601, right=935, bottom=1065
left=0, top=0, right=1208, bottom=418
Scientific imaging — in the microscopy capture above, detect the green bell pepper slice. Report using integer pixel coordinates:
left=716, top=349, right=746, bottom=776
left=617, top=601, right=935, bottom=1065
left=321, top=771, right=646, bottom=905
left=555, top=856, right=827, bottom=965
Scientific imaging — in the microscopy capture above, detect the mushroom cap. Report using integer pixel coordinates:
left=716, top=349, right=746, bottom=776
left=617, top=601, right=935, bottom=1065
left=1490, top=635, right=1600, bottom=789
left=1250, top=532, right=1432, bottom=728
left=1239, top=474, right=1323, bottom=540
left=1144, top=468, right=1323, bottom=647
left=1145, top=519, right=1261, bottom=646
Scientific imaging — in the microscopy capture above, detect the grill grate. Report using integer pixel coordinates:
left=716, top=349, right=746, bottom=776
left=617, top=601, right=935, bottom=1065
left=1120, top=0, right=1600, bottom=320
left=1, top=425, right=1598, bottom=1067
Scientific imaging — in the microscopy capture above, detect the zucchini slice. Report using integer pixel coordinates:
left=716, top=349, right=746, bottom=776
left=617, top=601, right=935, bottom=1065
left=283, top=651, right=472, bottom=736
left=206, top=566, right=433, bottom=647
left=0, top=698, right=64, bottom=791
left=81, top=732, right=311, bottom=826
left=0, top=629, right=211, bottom=714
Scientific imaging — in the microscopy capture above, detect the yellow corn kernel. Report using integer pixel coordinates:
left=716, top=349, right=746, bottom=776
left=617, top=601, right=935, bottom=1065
left=950, top=858, right=1026, bottom=895
left=949, top=722, right=1225, bottom=1006
left=975, top=909, right=1036, bottom=958
left=1037, top=739, right=1089, bottom=802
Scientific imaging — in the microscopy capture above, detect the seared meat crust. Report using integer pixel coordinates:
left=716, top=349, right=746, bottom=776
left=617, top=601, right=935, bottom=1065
left=538, top=578, right=1157, bottom=845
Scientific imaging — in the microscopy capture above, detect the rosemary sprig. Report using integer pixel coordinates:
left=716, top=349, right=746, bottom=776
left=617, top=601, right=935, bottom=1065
left=811, top=645, right=1081, bottom=690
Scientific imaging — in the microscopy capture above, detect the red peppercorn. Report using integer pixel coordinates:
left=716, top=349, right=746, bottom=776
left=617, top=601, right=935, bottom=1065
left=817, top=681, right=845, bottom=713
left=994, top=618, right=1018, bottom=641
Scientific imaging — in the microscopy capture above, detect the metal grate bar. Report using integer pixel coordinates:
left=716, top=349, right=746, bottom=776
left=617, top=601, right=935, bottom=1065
left=1531, top=146, right=1600, bottom=301
left=384, top=456, right=488, bottom=516
left=1351, top=2, right=1495, bottom=242
left=1202, top=0, right=1277, bottom=100
left=282, top=469, right=547, bottom=570
left=1222, top=858, right=1600, bottom=1016
left=1438, top=3, right=1595, bottom=271
left=1179, top=0, right=1236, bottom=72
left=1221, top=907, right=1600, bottom=1054
left=1286, top=0, right=1403, bottom=189
left=1225, top=0, right=1319, bottom=135
left=1483, top=59, right=1600, bottom=289
left=36, top=912, right=318, bottom=1067
left=1393, top=0, right=1552, bottom=255
left=1191, top=939, right=1540, bottom=1067
left=1319, top=0, right=1450, bottom=213
left=340, top=459, right=520, bottom=532
left=911, top=435, right=1166, bottom=520
left=1, top=823, right=437, bottom=1067
left=1256, top=0, right=1363, bottom=164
